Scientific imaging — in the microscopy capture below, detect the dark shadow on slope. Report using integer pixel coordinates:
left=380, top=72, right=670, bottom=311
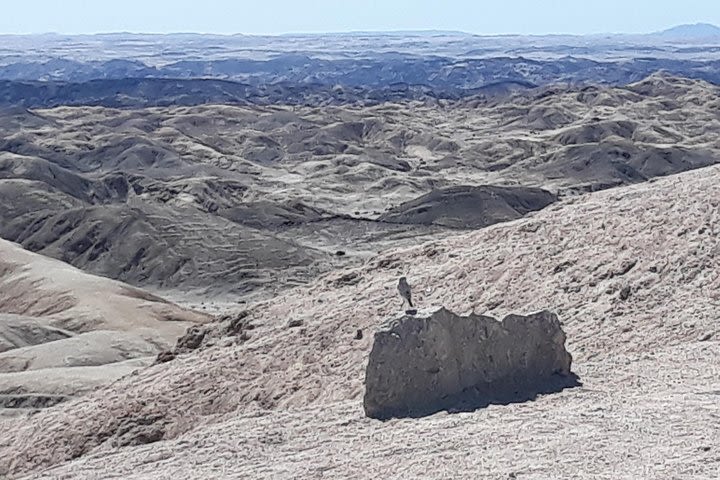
left=373, top=373, right=582, bottom=420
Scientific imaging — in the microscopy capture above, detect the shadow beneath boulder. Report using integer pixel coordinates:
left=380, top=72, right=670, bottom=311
left=415, top=372, right=581, bottom=419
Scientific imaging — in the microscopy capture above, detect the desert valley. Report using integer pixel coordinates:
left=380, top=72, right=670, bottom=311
left=0, top=22, right=719, bottom=479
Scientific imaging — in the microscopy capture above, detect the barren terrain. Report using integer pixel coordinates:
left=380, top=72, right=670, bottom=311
left=1, top=27, right=720, bottom=478
left=0, top=238, right=209, bottom=416
left=1, top=159, right=718, bottom=479
left=2, top=74, right=719, bottom=303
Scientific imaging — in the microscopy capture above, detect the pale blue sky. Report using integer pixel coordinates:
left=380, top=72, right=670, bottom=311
left=2, top=0, right=720, bottom=35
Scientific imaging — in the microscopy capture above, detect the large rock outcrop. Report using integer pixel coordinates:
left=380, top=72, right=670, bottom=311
left=364, top=307, right=577, bottom=419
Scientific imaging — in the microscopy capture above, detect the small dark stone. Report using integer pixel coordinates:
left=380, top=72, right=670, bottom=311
left=175, top=326, right=206, bottom=352
left=354, top=329, right=363, bottom=340
left=155, top=351, right=176, bottom=364
left=288, top=319, right=304, bottom=328
left=614, top=260, right=637, bottom=277
left=113, top=415, right=166, bottom=447
left=619, top=286, right=632, bottom=301
left=335, top=250, right=346, bottom=256
left=553, top=261, right=574, bottom=274
left=333, top=271, right=361, bottom=287
left=226, top=310, right=251, bottom=335
left=375, top=257, right=400, bottom=269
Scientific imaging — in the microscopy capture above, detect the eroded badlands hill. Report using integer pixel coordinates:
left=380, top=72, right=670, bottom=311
left=1, top=162, right=718, bottom=479
left=1, top=74, right=719, bottom=302
left=0, top=238, right=209, bottom=417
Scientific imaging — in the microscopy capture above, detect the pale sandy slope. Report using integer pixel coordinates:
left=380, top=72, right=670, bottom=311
left=0, top=238, right=210, bottom=412
left=3, top=165, right=720, bottom=478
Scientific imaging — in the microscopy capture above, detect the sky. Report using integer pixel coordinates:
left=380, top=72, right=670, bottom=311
left=1, top=0, right=720, bottom=36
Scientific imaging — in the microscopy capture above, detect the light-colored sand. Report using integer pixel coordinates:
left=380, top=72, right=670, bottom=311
left=0, top=238, right=208, bottom=335
left=2, top=163, right=718, bottom=479
left=0, top=238, right=210, bottom=414
left=0, top=331, right=161, bottom=373
left=0, top=359, right=151, bottom=399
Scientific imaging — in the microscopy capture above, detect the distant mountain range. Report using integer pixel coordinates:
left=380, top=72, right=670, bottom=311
left=657, top=23, right=720, bottom=38
left=0, top=24, right=718, bottom=109
left=2, top=55, right=720, bottom=109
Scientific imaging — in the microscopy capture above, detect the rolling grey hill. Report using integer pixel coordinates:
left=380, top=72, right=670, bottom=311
left=1, top=73, right=718, bottom=301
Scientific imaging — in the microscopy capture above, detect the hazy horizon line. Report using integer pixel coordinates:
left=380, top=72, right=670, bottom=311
left=1, top=22, right=718, bottom=38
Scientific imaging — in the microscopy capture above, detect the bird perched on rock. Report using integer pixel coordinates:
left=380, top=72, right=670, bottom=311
left=397, top=276, right=413, bottom=309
